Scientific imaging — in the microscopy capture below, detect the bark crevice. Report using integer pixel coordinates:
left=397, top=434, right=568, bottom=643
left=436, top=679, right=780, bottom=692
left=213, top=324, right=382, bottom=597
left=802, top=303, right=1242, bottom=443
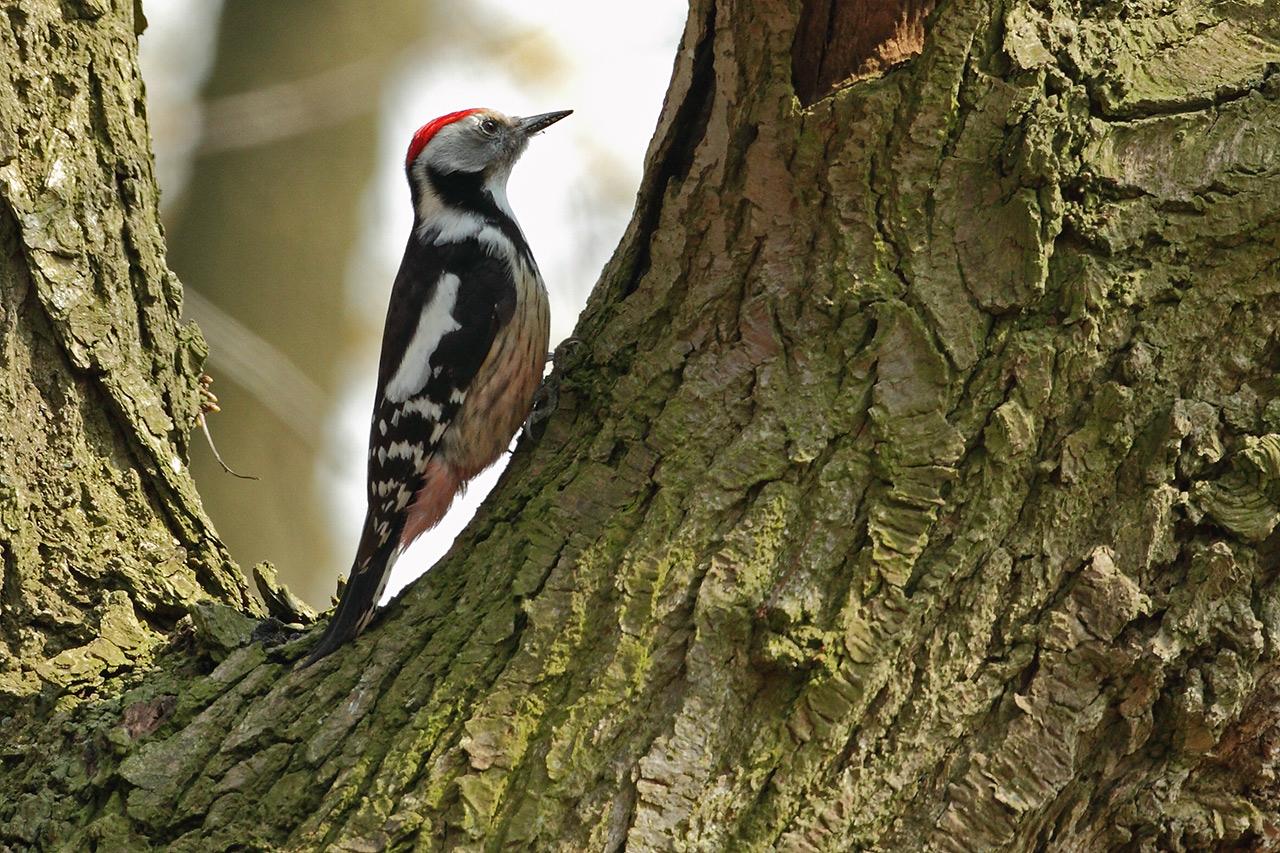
left=792, top=0, right=938, bottom=106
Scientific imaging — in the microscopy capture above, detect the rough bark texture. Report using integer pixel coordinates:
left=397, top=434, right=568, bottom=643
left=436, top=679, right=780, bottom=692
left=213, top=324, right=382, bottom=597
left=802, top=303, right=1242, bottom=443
left=4, top=0, right=1280, bottom=850
left=0, top=0, right=255, bottom=705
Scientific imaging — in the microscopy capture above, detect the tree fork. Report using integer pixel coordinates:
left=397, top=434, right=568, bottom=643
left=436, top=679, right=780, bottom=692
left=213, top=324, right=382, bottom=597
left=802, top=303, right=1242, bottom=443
left=3, top=0, right=1280, bottom=849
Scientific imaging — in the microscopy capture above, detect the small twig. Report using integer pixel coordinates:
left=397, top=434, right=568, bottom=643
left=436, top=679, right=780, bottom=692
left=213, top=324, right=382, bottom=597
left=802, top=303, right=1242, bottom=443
left=198, top=414, right=259, bottom=481
left=184, top=290, right=326, bottom=450
left=197, top=374, right=259, bottom=481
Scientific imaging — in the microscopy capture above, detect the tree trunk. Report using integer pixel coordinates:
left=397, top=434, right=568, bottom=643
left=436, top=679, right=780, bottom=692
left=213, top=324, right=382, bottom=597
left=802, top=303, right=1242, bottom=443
left=4, top=0, right=1280, bottom=849
left=0, top=0, right=256, bottom=703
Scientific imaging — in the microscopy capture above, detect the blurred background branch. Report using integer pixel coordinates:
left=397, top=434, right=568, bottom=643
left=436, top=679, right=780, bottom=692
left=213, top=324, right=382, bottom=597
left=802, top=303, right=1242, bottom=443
left=197, top=55, right=392, bottom=156
left=183, top=288, right=326, bottom=446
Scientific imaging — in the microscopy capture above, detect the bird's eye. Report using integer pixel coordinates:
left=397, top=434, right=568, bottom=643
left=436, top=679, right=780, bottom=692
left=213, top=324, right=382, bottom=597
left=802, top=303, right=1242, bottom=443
left=479, top=118, right=499, bottom=136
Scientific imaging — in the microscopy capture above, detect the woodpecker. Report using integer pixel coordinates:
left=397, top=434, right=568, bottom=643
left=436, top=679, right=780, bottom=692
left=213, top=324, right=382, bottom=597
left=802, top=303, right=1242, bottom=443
left=304, top=107, right=570, bottom=665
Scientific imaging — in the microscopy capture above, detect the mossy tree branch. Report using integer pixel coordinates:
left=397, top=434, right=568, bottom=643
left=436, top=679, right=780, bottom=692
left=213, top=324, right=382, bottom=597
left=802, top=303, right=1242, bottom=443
left=3, top=0, right=1280, bottom=849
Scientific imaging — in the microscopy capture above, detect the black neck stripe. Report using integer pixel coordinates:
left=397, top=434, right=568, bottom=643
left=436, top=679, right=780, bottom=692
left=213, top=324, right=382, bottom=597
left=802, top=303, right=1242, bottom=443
left=420, top=166, right=531, bottom=260
left=426, top=166, right=491, bottom=213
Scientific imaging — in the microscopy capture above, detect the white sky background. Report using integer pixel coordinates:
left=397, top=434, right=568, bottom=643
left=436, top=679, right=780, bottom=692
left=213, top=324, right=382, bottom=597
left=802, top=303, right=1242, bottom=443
left=141, top=1, right=686, bottom=603
left=138, top=0, right=226, bottom=197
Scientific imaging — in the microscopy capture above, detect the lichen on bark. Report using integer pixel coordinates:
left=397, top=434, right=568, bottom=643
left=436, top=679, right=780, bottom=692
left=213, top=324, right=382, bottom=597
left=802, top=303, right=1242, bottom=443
left=3, top=0, right=1280, bottom=849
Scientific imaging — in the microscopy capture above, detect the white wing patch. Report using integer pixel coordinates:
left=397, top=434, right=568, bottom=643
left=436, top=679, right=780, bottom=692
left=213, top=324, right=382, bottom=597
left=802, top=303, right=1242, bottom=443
left=385, top=272, right=463, bottom=402
left=401, top=396, right=444, bottom=420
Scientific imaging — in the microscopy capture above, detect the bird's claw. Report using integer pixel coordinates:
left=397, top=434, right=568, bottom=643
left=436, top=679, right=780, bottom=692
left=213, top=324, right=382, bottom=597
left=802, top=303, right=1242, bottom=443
left=524, top=337, right=583, bottom=440
left=526, top=381, right=558, bottom=432
left=253, top=617, right=302, bottom=648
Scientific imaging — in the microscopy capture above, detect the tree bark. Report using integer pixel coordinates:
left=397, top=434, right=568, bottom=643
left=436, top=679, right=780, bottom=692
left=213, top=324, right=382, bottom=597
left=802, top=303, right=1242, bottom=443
left=4, top=0, right=1280, bottom=850
left=0, top=0, right=255, bottom=703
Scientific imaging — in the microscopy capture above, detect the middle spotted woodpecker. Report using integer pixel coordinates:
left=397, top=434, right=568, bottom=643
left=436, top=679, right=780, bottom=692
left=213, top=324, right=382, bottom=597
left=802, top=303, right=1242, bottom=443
left=305, top=107, right=571, bottom=665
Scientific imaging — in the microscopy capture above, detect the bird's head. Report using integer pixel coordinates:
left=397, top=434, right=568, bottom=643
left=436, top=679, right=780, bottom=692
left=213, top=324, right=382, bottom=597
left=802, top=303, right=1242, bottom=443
left=405, top=108, right=571, bottom=211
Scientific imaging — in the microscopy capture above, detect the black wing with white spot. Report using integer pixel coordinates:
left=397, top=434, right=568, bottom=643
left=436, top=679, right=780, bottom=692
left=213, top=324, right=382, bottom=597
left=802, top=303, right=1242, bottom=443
left=305, top=233, right=516, bottom=664
left=361, top=235, right=516, bottom=554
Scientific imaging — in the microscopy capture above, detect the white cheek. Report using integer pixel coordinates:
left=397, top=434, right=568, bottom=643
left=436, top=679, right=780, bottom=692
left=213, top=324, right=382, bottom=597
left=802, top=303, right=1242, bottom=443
left=426, top=125, right=497, bottom=174
left=486, top=170, right=517, bottom=220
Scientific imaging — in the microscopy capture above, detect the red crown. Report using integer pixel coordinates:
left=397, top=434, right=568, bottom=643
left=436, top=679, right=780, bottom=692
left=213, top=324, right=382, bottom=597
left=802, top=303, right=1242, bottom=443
left=405, top=108, right=483, bottom=167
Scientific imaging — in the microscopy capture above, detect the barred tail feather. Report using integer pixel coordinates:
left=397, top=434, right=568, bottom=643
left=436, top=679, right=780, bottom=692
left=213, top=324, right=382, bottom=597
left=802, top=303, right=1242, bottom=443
left=302, top=539, right=399, bottom=667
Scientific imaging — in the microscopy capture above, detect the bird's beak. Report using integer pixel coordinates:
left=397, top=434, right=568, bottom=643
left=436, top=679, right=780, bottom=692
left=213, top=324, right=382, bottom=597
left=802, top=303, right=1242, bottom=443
left=517, top=110, right=573, bottom=137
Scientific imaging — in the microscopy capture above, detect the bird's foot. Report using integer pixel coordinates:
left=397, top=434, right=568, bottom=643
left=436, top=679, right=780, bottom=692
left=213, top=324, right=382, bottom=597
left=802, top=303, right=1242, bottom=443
left=526, top=380, right=558, bottom=434
left=252, top=616, right=302, bottom=648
